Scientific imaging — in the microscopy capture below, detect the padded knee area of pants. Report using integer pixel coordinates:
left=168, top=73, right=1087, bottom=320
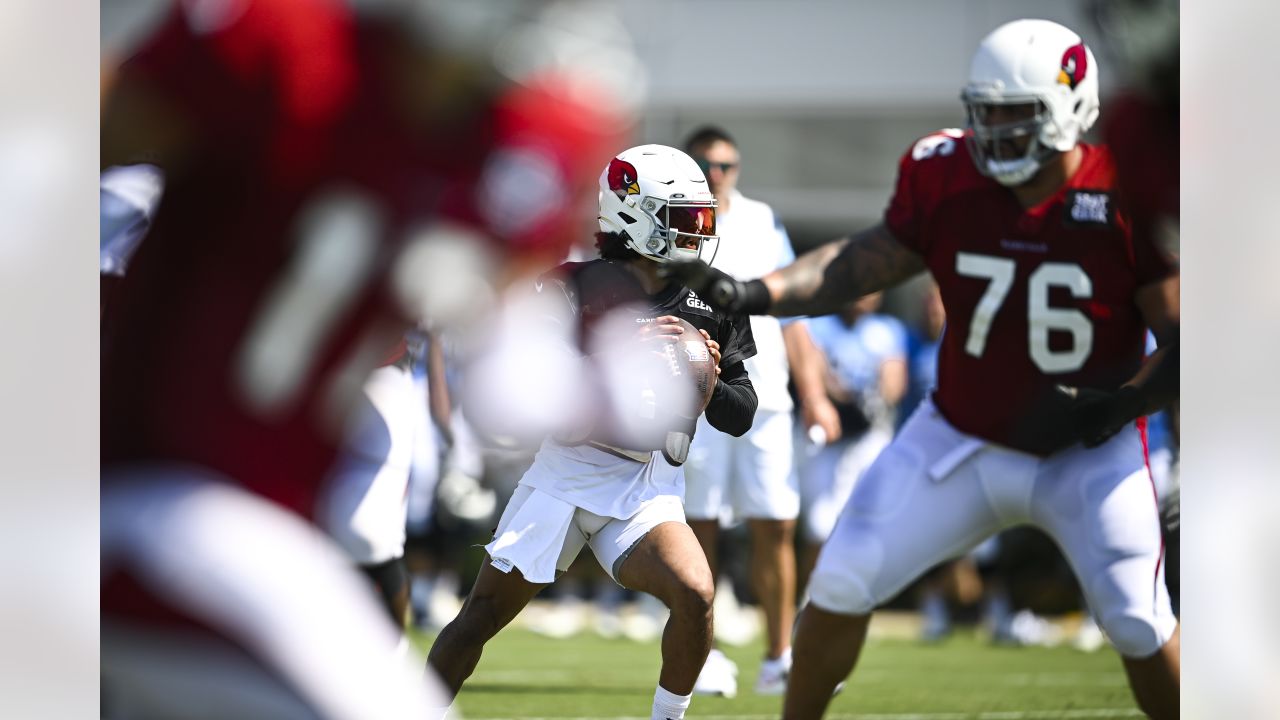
left=1081, top=546, right=1174, bottom=658
left=1100, top=611, right=1164, bottom=658
left=808, top=567, right=875, bottom=614
left=807, top=545, right=880, bottom=615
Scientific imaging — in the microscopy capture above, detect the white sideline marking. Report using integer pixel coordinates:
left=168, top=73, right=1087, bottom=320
left=471, top=708, right=1143, bottom=720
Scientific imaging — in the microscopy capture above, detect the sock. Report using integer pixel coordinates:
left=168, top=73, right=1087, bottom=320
left=764, top=646, right=792, bottom=666
left=651, top=685, right=692, bottom=720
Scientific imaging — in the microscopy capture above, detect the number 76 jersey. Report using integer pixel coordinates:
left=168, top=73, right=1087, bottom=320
left=884, top=130, right=1176, bottom=455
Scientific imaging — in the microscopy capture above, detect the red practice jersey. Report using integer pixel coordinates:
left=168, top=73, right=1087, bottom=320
left=100, top=0, right=621, bottom=515
left=885, top=130, right=1175, bottom=455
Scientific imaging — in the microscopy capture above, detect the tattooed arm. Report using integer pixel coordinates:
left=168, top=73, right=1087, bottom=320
left=762, top=223, right=926, bottom=316
left=661, top=223, right=925, bottom=316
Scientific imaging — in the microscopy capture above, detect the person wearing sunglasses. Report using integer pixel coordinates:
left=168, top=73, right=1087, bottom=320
left=680, top=126, right=841, bottom=698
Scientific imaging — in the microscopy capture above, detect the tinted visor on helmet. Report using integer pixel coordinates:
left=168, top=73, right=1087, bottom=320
left=664, top=204, right=718, bottom=263
left=666, top=205, right=716, bottom=251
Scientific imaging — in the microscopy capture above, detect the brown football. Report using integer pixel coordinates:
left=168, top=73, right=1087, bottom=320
left=660, top=318, right=717, bottom=414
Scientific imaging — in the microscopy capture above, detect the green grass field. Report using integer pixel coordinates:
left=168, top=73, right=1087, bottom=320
left=410, top=623, right=1140, bottom=719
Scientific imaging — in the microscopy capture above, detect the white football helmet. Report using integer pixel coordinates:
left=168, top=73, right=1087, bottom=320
left=961, top=19, right=1101, bottom=186
left=598, top=144, right=719, bottom=264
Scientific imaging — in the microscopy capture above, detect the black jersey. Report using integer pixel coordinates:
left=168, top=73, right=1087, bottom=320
left=545, top=259, right=756, bottom=371
left=540, top=259, right=758, bottom=462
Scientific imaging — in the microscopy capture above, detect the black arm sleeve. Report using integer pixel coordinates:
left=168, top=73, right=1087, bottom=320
left=703, top=361, right=757, bottom=437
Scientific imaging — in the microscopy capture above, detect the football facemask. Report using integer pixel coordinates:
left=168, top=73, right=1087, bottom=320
left=962, top=98, right=1059, bottom=186
left=961, top=19, right=1101, bottom=187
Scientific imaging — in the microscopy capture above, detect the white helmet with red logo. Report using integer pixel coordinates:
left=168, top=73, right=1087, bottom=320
left=597, top=144, right=719, bottom=264
left=961, top=19, right=1100, bottom=186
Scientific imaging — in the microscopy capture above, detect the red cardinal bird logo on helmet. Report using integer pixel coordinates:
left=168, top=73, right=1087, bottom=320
left=1058, top=42, right=1088, bottom=90
left=607, top=157, right=640, bottom=199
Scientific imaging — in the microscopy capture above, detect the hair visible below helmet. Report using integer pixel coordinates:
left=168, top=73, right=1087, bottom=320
left=597, top=145, right=719, bottom=264
left=961, top=19, right=1100, bottom=186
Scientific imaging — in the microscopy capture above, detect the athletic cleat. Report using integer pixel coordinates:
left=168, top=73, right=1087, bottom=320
left=693, top=648, right=738, bottom=698
left=992, top=609, right=1063, bottom=647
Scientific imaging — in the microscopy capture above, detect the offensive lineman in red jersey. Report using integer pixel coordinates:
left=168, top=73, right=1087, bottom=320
left=100, top=1, right=633, bottom=717
left=664, top=19, right=1179, bottom=720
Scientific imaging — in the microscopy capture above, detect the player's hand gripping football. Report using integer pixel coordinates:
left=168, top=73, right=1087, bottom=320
left=698, top=328, right=721, bottom=393
left=636, top=315, right=684, bottom=345
left=1055, top=384, right=1147, bottom=448
left=659, top=260, right=771, bottom=314
left=637, top=317, right=720, bottom=397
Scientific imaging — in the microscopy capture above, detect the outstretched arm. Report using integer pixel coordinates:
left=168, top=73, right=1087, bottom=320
left=661, top=222, right=926, bottom=317
left=763, top=223, right=926, bottom=316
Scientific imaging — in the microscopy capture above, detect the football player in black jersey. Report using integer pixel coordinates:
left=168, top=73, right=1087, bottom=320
left=429, top=145, right=756, bottom=720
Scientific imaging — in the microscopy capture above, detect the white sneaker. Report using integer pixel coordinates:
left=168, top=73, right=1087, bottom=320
left=1073, top=614, right=1106, bottom=653
left=754, top=649, right=791, bottom=695
left=993, top=609, right=1062, bottom=647
left=693, top=648, right=738, bottom=698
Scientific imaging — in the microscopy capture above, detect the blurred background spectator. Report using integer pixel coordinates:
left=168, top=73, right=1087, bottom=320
left=681, top=125, right=838, bottom=698
left=797, top=293, right=906, bottom=591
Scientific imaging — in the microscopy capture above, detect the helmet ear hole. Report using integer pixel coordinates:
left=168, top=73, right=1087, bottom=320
left=616, top=212, right=637, bottom=225
left=1074, top=99, right=1083, bottom=113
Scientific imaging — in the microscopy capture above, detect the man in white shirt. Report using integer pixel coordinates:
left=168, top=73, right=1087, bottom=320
left=681, top=127, right=840, bottom=696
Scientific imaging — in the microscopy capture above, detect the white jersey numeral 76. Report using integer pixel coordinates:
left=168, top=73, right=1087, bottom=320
left=955, top=252, right=1094, bottom=374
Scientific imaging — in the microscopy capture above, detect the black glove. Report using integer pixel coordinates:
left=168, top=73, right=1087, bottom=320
left=1056, top=384, right=1148, bottom=448
left=659, top=260, right=771, bottom=314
